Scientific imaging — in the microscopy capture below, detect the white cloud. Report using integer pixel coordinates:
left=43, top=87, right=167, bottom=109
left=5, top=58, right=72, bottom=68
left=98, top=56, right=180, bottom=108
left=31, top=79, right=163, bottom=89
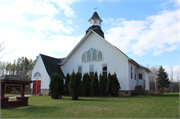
left=28, top=17, right=74, bottom=34
left=98, top=0, right=120, bottom=2
left=0, top=25, right=83, bottom=62
left=105, top=8, right=179, bottom=56
left=162, top=0, right=180, bottom=7
left=105, top=20, right=148, bottom=53
left=0, top=1, right=59, bottom=23
left=51, top=0, right=83, bottom=17
left=28, top=1, right=59, bottom=17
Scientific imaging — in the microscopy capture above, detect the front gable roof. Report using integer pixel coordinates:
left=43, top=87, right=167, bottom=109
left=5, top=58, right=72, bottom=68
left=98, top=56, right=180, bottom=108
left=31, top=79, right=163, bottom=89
left=58, top=29, right=150, bottom=72
left=40, top=54, right=65, bottom=78
left=58, top=30, right=129, bottom=65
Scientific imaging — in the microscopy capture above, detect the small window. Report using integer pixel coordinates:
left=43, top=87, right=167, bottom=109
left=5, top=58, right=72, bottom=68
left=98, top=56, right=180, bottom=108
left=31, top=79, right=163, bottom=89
left=89, top=65, right=94, bottom=78
left=78, top=66, right=82, bottom=79
left=98, top=52, right=102, bottom=60
left=94, top=20, right=97, bottom=23
left=139, top=74, right=142, bottom=79
left=82, top=53, right=86, bottom=62
left=87, top=50, right=91, bottom=61
left=134, top=68, right=136, bottom=80
left=102, top=64, right=107, bottom=76
left=131, top=67, right=133, bottom=79
left=125, top=91, right=128, bottom=94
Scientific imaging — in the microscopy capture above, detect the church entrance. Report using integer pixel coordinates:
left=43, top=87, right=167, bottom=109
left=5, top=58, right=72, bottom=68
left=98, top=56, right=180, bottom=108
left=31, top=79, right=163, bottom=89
left=33, top=80, right=41, bottom=95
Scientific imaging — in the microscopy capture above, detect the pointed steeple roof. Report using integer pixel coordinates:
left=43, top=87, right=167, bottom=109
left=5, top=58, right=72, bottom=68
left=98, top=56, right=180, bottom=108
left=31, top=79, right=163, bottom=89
left=88, top=12, right=103, bottom=22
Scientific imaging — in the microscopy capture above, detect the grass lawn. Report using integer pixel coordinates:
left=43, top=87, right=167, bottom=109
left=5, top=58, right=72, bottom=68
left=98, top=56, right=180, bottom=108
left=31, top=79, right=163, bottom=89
left=1, top=92, right=179, bottom=118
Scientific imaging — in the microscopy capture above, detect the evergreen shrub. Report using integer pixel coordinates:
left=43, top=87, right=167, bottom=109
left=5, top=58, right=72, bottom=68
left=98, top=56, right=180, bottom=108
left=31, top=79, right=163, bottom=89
left=69, top=71, right=82, bottom=100
left=82, top=73, right=91, bottom=96
left=90, top=71, right=99, bottom=96
left=65, top=73, right=70, bottom=95
left=49, top=73, right=64, bottom=99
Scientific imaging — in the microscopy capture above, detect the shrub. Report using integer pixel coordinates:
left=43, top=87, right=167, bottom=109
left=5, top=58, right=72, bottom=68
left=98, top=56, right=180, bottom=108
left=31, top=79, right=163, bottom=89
left=49, top=73, right=64, bottom=99
left=111, top=73, right=120, bottom=96
left=106, top=72, right=120, bottom=96
left=90, top=71, right=99, bottom=96
left=106, top=72, right=112, bottom=95
left=65, top=73, right=70, bottom=95
left=99, top=73, right=107, bottom=96
left=82, top=73, right=91, bottom=96
left=69, top=71, right=82, bottom=100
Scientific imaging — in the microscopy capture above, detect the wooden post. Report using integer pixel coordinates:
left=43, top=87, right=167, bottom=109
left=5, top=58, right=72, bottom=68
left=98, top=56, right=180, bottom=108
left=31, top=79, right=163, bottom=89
left=21, top=85, right=25, bottom=97
left=1, top=84, right=5, bottom=98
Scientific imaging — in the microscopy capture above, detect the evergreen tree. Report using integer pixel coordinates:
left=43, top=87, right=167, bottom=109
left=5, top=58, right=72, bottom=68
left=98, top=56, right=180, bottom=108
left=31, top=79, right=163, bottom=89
left=111, top=73, right=120, bottom=96
left=49, top=73, right=64, bottom=99
left=90, top=72, right=99, bottom=96
left=156, top=66, right=170, bottom=90
left=99, top=73, right=107, bottom=96
left=106, top=72, right=112, bottom=95
left=106, top=72, right=120, bottom=96
left=65, top=73, right=70, bottom=95
left=82, top=73, right=91, bottom=96
left=69, top=71, right=82, bottom=100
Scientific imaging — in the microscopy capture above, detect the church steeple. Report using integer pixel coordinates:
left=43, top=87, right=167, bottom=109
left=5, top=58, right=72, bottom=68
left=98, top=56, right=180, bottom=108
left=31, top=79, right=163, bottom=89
left=86, top=11, right=104, bottom=38
left=88, top=12, right=103, bottom=27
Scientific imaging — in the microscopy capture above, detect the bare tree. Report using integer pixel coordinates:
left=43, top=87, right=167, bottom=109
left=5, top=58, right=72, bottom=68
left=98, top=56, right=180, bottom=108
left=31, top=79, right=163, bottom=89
left=0, top=40, right=13, bottom=59
left=148, top=65, right=159, bottom=92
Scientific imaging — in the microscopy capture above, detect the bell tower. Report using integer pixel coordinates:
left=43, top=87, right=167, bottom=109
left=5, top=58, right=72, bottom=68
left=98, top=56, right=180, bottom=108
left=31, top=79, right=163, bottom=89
left=88, top=12, right=103, bottom=27
left=86, top=11, right=104, bottom=38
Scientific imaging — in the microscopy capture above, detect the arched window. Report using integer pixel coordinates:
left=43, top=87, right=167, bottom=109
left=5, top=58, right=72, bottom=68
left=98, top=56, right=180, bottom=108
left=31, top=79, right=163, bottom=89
left=98, top=51, right=102, bottom=60
left=82, top=53, right=86, bottom=62
left=93, top=49, right=97, bottom=61
left=87, top=50, right=91, bottom=61
left=33, top=72, right=42, bottom=79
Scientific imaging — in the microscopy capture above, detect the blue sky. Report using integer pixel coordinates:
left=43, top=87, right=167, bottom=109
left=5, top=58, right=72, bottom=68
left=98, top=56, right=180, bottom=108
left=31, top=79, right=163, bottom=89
left=0, top=0, right=179, bottom=80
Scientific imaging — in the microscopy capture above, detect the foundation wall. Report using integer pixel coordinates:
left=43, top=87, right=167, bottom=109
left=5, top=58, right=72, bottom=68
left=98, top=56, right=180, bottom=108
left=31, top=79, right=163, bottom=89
left=118, top=90, right=135, bottom=96
left=40, top=89, right=49, bottom=95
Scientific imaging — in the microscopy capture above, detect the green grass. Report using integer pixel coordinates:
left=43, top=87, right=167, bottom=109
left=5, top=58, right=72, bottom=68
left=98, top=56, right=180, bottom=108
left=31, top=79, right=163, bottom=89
left=1, top=92, right=179, bottom=118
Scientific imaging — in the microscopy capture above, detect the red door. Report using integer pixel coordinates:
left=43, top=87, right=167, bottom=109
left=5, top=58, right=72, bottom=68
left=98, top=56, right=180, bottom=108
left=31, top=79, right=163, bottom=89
left=33, top=80, right=41, bottom=94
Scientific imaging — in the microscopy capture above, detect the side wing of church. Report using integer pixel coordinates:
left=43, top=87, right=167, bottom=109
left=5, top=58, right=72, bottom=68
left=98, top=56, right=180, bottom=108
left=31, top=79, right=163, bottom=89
left=31, top=12, right=150, bottom=96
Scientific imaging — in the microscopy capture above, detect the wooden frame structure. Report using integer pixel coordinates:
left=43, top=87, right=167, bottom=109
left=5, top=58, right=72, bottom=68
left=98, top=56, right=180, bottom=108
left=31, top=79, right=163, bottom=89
left=1, top=75, right=32, bottom=108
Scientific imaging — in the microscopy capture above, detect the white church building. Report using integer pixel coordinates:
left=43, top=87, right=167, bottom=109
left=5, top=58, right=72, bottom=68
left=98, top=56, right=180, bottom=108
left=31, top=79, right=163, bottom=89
left=31, top=12, right=150, bottom=96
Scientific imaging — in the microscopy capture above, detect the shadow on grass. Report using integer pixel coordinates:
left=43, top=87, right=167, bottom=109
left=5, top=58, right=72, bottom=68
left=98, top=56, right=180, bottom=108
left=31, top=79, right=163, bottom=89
left=150, top=94, right=179, bottom=97
left=130, top=93, right=179, bottom=98
left=2, top=105, right=61, bottom=113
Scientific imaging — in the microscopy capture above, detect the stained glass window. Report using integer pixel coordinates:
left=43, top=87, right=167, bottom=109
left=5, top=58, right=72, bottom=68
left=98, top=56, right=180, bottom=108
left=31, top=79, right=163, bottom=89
left=87, top=50, right=91, bottom=61
left=33, top=72, right=42, bottom=79
left=82, top=53, right=86, bottom=62
left=93, top=49, right=97, bottom=61
left=98, top=52, right=102, bottom=60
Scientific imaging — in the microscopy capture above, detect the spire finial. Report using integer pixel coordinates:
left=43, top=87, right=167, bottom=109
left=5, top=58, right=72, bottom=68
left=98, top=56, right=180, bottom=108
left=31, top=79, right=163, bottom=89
left=94, top=7, right=97, bottom=11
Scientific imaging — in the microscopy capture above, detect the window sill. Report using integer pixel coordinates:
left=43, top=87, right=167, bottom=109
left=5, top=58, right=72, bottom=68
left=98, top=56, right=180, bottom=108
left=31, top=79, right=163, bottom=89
left=82, top=60, right=103, bottom=63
